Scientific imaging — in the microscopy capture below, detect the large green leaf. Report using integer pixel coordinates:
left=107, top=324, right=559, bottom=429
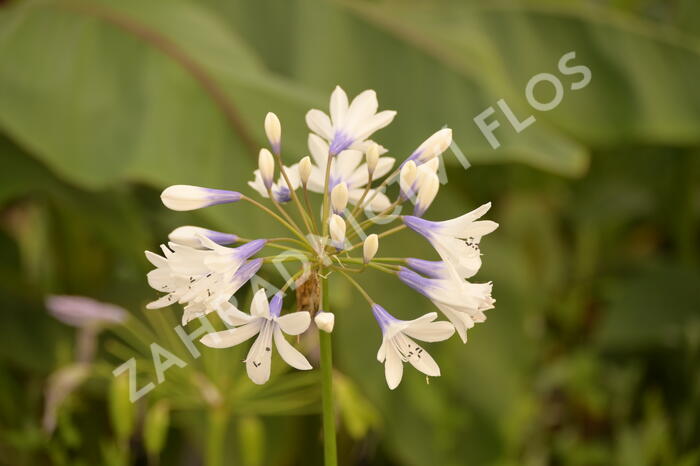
left=207, top=0, right=700, bottom=176
left=0, top=0, right=318, bottom=191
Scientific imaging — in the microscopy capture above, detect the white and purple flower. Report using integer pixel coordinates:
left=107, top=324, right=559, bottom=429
left=201, top=290, right=312, bottom=385
left=373, top=304, right=454, bottom=389
left=306, top=86, right=396, bottom=155
left=402, top=202, right=498, bottom=279
left=145, top=237, right=265, bottom=324
left=398, top=265, right=495, bottom=343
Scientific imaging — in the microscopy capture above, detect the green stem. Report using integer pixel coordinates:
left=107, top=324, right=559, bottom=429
left=319, top=275, right=337, bottom=466
left=205, top=408, right=228, bottom=466
left=242, top=196, right=311, bottom=249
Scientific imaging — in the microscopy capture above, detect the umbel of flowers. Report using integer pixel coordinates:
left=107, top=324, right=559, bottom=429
left=146, top=86, right=497, bottom=390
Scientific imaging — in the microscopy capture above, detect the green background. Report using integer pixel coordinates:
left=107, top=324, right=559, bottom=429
left=1, top=0, right=699, bottom=465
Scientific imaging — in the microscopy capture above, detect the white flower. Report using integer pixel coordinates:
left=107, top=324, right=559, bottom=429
left=264, top=112, right=281, bottom=154
left=402, top=202, right=498, bottom=279
left=160, top=185, right=242, bottom=211
left=306, top=134, right=394, bottom=212
left=399, top=161, right=418, bottom=198
left=201, top=290, right=312, bottom=384
left=145, top=237, right=265, bottom=324
left=372, top=305, right=454, bottom=389
left=306, top=86, right=396, bottom=155
left=398, top=264, right=495, bottom=343
left=168, top=226, right=238, bottom=248
left=314, top=311, right=335, bottom=333
left=248, top=163, right=301, bottom=203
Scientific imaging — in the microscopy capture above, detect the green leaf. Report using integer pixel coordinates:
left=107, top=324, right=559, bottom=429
left=596, top=262, right=700, bottom=349
left=0, top=0, right=317, bottom=191
left=143, top=400, right=170, bottom=458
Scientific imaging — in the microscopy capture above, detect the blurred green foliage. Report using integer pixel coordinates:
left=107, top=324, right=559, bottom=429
left=1, top=0, right=699, bottom=465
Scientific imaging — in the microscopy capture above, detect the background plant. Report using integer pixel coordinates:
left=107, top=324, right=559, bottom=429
left=1, top=0, right=699, bottom=465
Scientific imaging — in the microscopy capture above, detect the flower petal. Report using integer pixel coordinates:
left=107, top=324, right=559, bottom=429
left=403, top=320, right=455, bottom=342
left=200, top=319, right=262, bottom=348
left=217, top=302, right=253, bottom=326
left=384, top=346, right=404, bottom=390
left=245, top=321, right=274, bottom=384
left=306, top=109, right=333, bottom=140
left=273, top=326, right=312, bottom=370
left=403, top=337, right=441, bottom=377
left=329, top=85, right=349, bottom=128
left=250, top=289, right=270, bottom=319
left=276, top=312, right=311, bottom=335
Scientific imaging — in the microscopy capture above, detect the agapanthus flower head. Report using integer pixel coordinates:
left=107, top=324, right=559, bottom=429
left=145, top=85, right=497, bottom=389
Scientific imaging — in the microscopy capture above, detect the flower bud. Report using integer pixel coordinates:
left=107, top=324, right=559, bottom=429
left=330, top=182, right=349, bottom=214
left=414, top=173, right=440, bottom=217
left=400, top=161, right=417, bottom=198
left=365, top=142, right=380, bottom=175
left=161, top=185, right=242, bottom=211
left=410, top=128, right=452, bottom=163
left=264, top=112, right=281, bottom=154
left=168, top=226, right=237, bottom=248
left=314, top=311, right=335, bottom=333
left=329, top=214, right=346, bottom=248
left=299, top=156, right=312, bottom=186
left=258, top=148, right=275, bottom=189
left=363, top=234, right=379, bottom=264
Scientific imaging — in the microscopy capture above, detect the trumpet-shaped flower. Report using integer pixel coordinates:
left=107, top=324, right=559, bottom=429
left=248, top=164, right=301, bottom=203
left=398, top=266, right=495, bottom=342
left=306, top=134, right=394, bottom=211
left=145, top=237, right=265, bottom=324
left=402, top=202, right=498, bottom=279
left=373, top=305, right=454, bottom=389
left=306, top=86, right=396, bottom=155
left=201, top=290, right=312, bottom=384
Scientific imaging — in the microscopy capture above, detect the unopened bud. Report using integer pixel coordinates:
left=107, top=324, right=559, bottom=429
left=400, top=161, right=417, bottom=198
left=366, top=142, right=380, bottom=175
left=330, top=182, right=349, bottom=214
left=414, top=174, right=440, bottom=217
left=299, top=156, right=312, bottom=185
left=161, top=185, right=241, bottom=211
left=264, top=112, right=281, bottom=154
left=410, top=128, right=452, bottom=163
left=329, top=214, right=346, bottom=248
left=363, top=234, right=379, bottom=264
left=314, top=311, right=335, bottom=333
left=258, top=148, right=275, bottom=189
